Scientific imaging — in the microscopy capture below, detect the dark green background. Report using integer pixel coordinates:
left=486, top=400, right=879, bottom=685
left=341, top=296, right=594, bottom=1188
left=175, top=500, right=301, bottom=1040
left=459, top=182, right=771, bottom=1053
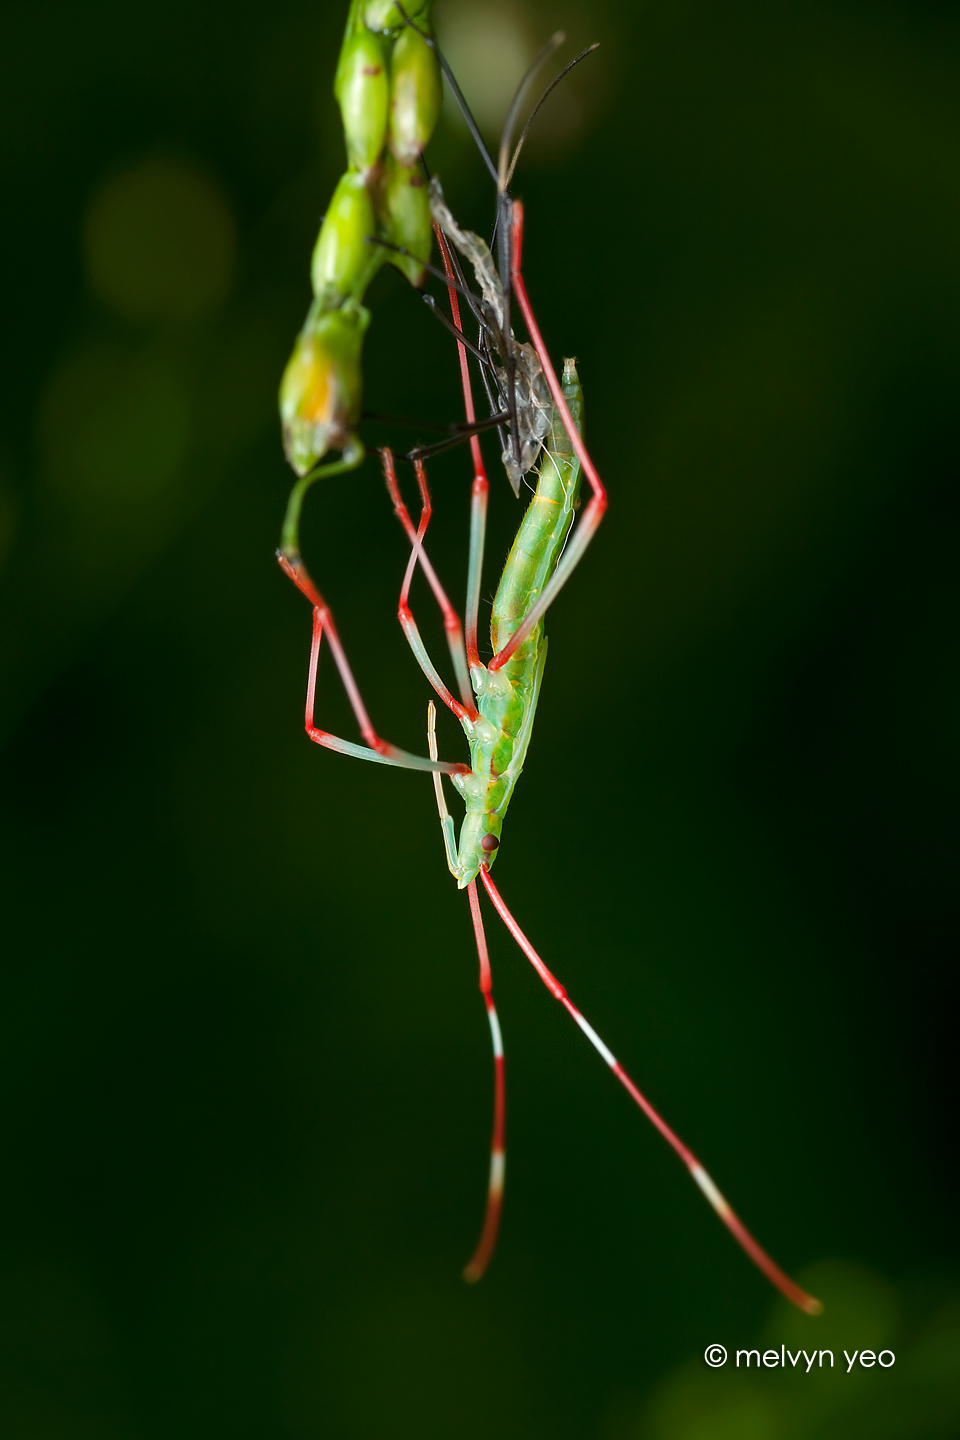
left=1, top=1, right=957, bottom=1436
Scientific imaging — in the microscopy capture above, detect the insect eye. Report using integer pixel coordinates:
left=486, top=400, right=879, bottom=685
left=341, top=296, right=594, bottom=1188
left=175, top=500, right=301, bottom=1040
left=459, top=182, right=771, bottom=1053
left=480, top=833, right=499, bottom=853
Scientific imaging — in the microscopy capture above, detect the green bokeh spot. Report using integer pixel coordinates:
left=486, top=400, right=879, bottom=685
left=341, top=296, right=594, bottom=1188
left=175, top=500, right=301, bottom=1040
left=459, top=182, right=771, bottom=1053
left=84, top=158, right=235, bottom=325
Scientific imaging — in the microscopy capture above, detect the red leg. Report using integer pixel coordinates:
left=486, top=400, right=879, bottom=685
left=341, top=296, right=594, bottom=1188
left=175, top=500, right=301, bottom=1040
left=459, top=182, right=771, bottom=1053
left=379, top=449, right=477, bottom=719
left=434, top=225, right=490, bottom=673
left=277, top=552, right=467, bottom=776
left=462, top=878, right=506, bottom=1282
left=488, top=201, right=608, bottom=673
left=478, top=867, right=823, bottom=1315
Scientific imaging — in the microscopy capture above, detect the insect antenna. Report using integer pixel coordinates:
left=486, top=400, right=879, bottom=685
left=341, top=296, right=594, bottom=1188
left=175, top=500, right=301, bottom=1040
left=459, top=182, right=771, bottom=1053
left=503, top=42, right=601, bottom=189
left=494, top=33, right=564, bottom=438
left=488, top=38, right=601, bottom=480
left=496, top=32, right=566, bottom=194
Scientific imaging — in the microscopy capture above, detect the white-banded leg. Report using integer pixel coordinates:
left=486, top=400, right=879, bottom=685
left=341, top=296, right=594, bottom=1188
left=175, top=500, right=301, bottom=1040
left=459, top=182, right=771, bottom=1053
left=427, top=703, right=507, bottom=1281
left=278, top=552, right=466, bottom=775
left=432, top=225, right=490, bottom=675
left=479, top=867, right=823, bottom=1315
left=427, top=702, right=460, bottom=878
left=381, top=448, right=476, bottom=715
left=463, top=877, right=506, bottom=1283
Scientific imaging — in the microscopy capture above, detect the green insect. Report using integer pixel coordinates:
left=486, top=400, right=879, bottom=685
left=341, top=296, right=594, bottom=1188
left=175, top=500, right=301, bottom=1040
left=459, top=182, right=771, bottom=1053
left=276, top=0, right=822, bottom=1313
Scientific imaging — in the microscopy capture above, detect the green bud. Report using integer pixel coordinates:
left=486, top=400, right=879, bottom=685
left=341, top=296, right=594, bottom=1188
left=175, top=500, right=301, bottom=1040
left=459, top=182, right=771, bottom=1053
left=335, top=30, right=390, bottom=172
left=279, top=302, right=370, bottom=475
left=310, top=172, right=379, bottom=304
left=382, top=152, right=431, bottom=286
left=362, top=1, right=402, bottom=30
left=389, top=22, right=442, bottom=167
left=363, top=1, right=431, bottom=35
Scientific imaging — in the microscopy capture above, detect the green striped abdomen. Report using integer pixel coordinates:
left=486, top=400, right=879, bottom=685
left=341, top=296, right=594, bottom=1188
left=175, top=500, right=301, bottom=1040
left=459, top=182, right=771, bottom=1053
left=449, top=361, right=583, bottom=886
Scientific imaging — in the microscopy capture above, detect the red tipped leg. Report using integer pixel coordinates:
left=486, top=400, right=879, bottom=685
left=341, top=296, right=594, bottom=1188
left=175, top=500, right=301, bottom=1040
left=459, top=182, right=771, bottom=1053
left=478, top=866, right=822, bottom=1315
left=463, top=878, right=506, bottom=1282
left=379, top=448, right=477, bottom=717
left=434, top=225, right=490, bottom=673
left=489, top=201, right=608, bottom=672
left=277, top=551, right=467, bottom=776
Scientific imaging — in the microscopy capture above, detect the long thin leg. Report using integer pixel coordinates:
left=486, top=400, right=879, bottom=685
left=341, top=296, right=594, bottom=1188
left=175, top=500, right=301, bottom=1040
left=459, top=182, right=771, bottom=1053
left=427, top=701, right=460, bottom=874
left=463, top=878, right=506, bottom=1282
left=380, top=449, right=476, bottom=715
left=478, top=868, right=823, bottom=1315
left=406, top=411, right=509, bottom=464
left=278, top=552, right=467, bottom=776
left=426, top=706, right=505, bottom=1279
left=434, top=226, right=489, bottom=673
left=488, top=202, right=608, bottom=673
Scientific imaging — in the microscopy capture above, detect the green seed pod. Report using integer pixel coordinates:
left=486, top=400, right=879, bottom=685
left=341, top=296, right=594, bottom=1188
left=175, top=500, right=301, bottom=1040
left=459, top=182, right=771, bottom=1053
left=310, top=172, right=379, bottom=304
left=362, top=1, right=430, bottom=35
left=335, top=29, right=390, bottom=172
left=382, top=152, right=431, bottom=286
left=279, top=302, right=370, bottom=475
left=389, top=23, right=441, bottom=168
left=362, top=0, right=403, bottom=31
